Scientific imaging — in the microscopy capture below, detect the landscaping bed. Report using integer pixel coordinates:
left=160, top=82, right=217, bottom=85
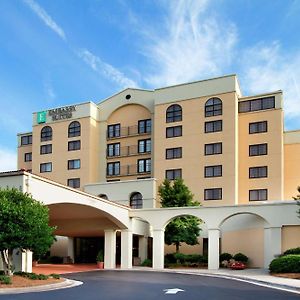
left=0, top=275, right=64, bottom=288
left=0, top=272, right=63, bottom=289
left=272, top=273, right=300, bottom=280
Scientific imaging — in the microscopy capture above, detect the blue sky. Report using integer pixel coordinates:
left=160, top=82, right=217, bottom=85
left=1, top=0, right=300, bottom=171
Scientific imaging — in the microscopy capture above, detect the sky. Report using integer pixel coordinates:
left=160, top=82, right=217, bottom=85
left=1, top=0, right=300, bottom=172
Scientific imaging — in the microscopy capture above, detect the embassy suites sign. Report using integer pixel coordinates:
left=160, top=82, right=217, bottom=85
left=37, top=105, right=76, bottom=123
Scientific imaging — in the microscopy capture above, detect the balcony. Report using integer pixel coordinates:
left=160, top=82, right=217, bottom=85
left=107, top=125, right=151, bottom=140
left=106, top=164, right=151, bottom=177
left=107, top=145, right=151, bottom=158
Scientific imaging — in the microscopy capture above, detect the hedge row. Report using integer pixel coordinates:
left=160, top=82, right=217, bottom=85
left=269, top=255, right=300, bottom=273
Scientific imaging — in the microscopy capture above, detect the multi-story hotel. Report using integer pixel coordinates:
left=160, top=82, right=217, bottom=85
left=17, top=74, right=300, bottom=205
left=14, top=74, right=300, bottom=267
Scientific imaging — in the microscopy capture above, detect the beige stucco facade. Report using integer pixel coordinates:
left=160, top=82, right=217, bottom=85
left=17, top=74, right=299, bottom=206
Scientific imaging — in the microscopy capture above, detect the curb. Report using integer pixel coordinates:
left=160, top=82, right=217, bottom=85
left=0, top=278, right=83, bottom=294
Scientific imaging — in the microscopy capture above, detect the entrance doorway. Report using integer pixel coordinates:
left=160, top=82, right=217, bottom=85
left=74, top=237, right=104, bottom=263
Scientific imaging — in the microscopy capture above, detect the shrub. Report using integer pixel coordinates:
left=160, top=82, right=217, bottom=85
left=233, top=253, right=248, bottom=263
left=0, top=270, right=5, bottom=275
left=0, top=275, right=11, bottom=285
left=174, top=253, right=185, bottom=264
left=269, top=255, right=300, bottom=273
left=49, top=256, right=64, bottom=264
left=219, top=253, right=233, bottom=262
left=283, top=247, right=300, bottom=256
left=141, top=259, right=152, bottom=267
left=50, top=273, right=60, bottom=279
left=165, top=253, right=177, bottom=264
left=38, top=274, right=48, bottom=280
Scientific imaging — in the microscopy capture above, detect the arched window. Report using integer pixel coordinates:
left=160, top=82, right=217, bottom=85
left=68, top=121, right=81, bottom=137
left=98, top=194, right=108, bottom=200
left=41, top=126, right=52, bottom=142
left=130, top=192, right=143, bottom=209
left=166, top=104, right=182, bottom=123
left=205, top=98, right=222, bottom=117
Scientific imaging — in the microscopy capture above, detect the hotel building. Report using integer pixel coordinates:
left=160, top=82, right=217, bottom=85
left=14, top=74, right=300, bottom=267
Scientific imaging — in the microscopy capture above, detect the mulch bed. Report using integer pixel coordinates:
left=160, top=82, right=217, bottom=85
left=272, top=273, right=300, bottom=280
left=0, top=275, right=64, bottom=288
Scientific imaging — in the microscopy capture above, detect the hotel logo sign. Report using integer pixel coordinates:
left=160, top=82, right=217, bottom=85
left=48, top=105, right=76, bottom=121
left=37, top=111, right=47, bottom=124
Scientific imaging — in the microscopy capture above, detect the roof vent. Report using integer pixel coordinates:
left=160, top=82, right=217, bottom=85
left=125, top=94, right=131, bottom=100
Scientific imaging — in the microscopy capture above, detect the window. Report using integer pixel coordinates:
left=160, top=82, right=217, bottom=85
left=138, top=159, right=151, bottom=173
left=205, top=120, right=222, bottom=133
left=107, top=124, right=121, bottom=138
left=166, top=147, right=182, bottom=159
left=249, top=166, right=268, bottom=178
left=68, top=159, right=81, bottom=170
left=166, top=169, right=182, bottom=180
left=41, top=126, right=52, bottom=142
left=24, top=152, right=32, bottom=162
left=205, top=165, right=222, bottom=178
left=205, top=142, right=222, bottom=155
left=67, top=178, right=80, bottom=188
left=130, top=192, right=143, bottom=209
left=138, top=119, right=151, bottom=134
left=166, top=104, right=182, bottom=123
left=239, top=96, right=275, bottom=113
left=40, top=162, right=52, bottom=173
left=249, top=121, right=268, bottom=134
left=21, top=135, right=32, bottom=146
left=40, top=144, right=52, bottom=154
left=68, top=140, right=81, bottom=151
left=138, top=139, right=151, bottom=153
left=107, top=143, right=120, bottom=157
left=249, top=189, right=268, bottom=201
left=166, top=126, right=182, bottom=138
left=204, top=188, right=222, bottom=200
left=107, top=162, right=120, bottom=176
left=68, top=121, right=81, bottom=138
left=249, top=143, right=267, bottom=156
left=205, top=97, right=222, bottom=117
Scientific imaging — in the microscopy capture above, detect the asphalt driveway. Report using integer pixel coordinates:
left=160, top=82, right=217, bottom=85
left=0, top=270, right=298, bottom=300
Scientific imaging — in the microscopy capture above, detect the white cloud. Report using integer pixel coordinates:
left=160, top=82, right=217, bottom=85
left=0, top=148, right=17, bottom=172
left=240, top=42, right=300, bottom=119
left=78, top=49, right=138, bottom=89
left=23, top=0, right=66, bottom=40
left=43, top=79, right=56, bottom=102
left=139, top=0, right=237, bottom=87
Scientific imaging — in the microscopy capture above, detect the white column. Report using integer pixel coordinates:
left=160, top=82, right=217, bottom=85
left=139, top=236, right=148, bottom=263
left=152, top=229, right=165, bottom=269
left=121, top=229, right=133, bottom=269
left=264, top=226, right=282, bottom=268
left=208, top=228, right=220, bottom=270
left=22, top=250, right=32, bottom=273
left=104, top=230, right=116, bottom=269
left=67, top=237, right=74, bottom=263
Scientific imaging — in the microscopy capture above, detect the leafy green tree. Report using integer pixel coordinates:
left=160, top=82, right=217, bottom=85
left=293, top=186, right=300, bottom=218
left=0, top=188, right=55, bottom=275
left=158, top=179, right=201, bottom=253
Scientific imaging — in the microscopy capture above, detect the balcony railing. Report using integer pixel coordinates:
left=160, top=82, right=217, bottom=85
left=106, top=164, right=151, bottom=177
left=107, top=145, right=151, bottom=158
left=107, top=125, right=151, bottom=140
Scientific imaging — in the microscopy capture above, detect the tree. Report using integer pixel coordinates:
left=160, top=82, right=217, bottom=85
left=0, top=188, right=55, bottom=275
left=158, top=179, right=201, bottom=253
left=293, top=186, right=300, bottom=218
